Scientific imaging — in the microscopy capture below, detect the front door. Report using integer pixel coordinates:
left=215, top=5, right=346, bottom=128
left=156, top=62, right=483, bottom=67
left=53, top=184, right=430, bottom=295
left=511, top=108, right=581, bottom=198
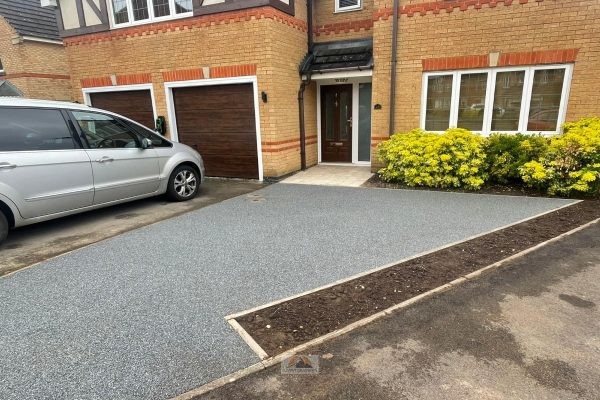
left=321, top=85, right=352, bottom=163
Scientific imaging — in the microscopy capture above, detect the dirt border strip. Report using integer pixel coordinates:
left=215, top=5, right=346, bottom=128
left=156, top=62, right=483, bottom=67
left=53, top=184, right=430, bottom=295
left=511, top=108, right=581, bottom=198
left=171, top=204, right=596, bottom=400
left=224, top=200, right=580, bottom=321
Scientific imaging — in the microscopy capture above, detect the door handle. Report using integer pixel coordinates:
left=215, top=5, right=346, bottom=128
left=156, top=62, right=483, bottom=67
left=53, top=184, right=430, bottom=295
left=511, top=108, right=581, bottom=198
left=95, top=156, right=114, bottom=164
left=0, top=162, right=17, bottom=170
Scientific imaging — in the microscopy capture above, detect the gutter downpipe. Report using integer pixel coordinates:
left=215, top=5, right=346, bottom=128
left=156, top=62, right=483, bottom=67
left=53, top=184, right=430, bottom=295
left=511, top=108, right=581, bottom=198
left=389, top=0, right=400, bottom=135
left=298, top=0, right=313, bottom=171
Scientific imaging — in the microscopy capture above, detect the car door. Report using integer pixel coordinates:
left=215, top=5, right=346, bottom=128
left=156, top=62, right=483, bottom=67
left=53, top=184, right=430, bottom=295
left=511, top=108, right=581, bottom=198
left=0, top=107, right=94, bottom=219
left=69, top=110, right=161, bottom=205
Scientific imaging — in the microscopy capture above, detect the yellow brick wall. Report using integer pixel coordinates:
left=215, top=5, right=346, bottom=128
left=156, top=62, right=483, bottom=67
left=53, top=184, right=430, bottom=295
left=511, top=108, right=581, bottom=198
left=370, top=0, right=600, bottom=170
left=264, top=2, right=318, bottom=175
left=0, top=17, right=72, bottom=101
left=314, top=0, right=374, bottom=42
left=64, top=8, right=311, bottom=177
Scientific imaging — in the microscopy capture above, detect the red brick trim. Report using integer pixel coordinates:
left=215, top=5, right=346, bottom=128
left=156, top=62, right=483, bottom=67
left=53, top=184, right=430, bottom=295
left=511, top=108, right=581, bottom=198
left=423, top=49, right=579, bottom=71
left=423, top=55, right=488, bottom=71
left=315, top=19, right=373, bottom=36
left=162, top=69, right=204, bottom=82
left=0, top=72, right=70, bottom=80
left=82, top=64, right=258, bottom=88
left=81, top=76, right=113, bottom=88
left=116, top=73, right=152, bottom=85
left=374, top=0, right=543, bottom=20
left=262, top=135, right=317, bottom=153
left=63, top=7, right=306, bottom=46
left=498, top=49, right=579, bottom=67
left=211, top=64, right=257, bottom=78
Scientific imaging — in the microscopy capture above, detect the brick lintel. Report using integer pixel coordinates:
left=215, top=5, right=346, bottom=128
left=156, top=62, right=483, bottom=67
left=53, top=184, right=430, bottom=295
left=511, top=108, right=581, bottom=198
left=422, top=49, right=579, bottom=71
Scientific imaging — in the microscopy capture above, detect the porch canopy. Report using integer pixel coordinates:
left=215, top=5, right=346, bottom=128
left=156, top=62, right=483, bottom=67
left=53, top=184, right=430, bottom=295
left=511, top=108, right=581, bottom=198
left=300, top=38, right=374, bottom=75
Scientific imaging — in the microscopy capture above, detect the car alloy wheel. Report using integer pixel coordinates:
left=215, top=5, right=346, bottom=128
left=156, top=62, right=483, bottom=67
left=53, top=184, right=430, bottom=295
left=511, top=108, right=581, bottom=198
left=173, top=169, right=197, bottom=199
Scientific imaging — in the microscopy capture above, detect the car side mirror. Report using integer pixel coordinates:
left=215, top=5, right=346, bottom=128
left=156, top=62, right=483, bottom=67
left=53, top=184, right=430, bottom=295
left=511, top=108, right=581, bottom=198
left=141, top=138, right=153, bottom=149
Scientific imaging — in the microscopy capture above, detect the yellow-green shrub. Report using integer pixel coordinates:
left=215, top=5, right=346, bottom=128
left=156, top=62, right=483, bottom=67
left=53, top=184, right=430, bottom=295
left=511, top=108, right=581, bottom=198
left=377, top=128, right=487, bottom=190
left=519, top=117, right=600, bottom=195
left=484, top=133, right=548, bottom=184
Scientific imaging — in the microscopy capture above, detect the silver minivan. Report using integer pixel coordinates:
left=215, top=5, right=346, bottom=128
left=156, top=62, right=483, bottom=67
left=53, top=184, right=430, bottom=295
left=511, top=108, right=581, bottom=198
left=0, top=98, right=205, bottom=244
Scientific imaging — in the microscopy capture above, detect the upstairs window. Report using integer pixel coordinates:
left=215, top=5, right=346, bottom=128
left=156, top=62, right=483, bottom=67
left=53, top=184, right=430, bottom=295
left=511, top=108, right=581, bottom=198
left=111, top=0, right=192, bottom=27
left=421, top=65, right=573, bottom=135
left=0, top=57, right=5, bottom=75
left=336, top=0, right=362, bottom=12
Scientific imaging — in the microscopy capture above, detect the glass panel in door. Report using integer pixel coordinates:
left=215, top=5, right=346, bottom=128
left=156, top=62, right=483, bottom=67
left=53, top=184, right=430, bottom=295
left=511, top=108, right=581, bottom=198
left=358, top=83, right=372, bottom=162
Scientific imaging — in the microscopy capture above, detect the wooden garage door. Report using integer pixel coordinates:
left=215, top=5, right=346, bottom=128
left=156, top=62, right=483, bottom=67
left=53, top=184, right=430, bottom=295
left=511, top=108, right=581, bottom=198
left=89, top=90, right=155, bottom=129
left=173, top=84, right=259, bottom=179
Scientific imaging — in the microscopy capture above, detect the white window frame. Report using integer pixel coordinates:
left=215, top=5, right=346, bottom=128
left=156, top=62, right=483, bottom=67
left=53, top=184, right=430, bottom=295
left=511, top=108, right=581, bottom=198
left=420, top=64, right=573, bottom=135
left=0, top=57, right=4, bottom=75
left=108, top=0, right=193, bottom=28
left=335, top=0, right=362, bottom=13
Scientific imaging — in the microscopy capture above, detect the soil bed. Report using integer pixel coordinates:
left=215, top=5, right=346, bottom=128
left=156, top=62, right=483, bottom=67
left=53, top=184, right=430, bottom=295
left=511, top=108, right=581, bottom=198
left=363, top=174, right=582, bottom=198
left=236, top=200, right=600, bottom=357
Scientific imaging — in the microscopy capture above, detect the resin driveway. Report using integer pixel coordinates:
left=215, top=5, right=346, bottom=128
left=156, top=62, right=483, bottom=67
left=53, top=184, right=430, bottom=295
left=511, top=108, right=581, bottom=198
left=0, top=184, right=575, bottom=399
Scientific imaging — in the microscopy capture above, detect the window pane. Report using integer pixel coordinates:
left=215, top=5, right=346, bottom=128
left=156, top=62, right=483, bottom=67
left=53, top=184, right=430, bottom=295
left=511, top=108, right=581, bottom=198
left=457, top=72, right=488, bottom=131
left=73, top=111, right=139, bottom=149
left=338, top=0, right=361, bottom=9
left=491, top=71, right=525, bottom=131
left=112, top=0, right=129, bottom=24
left=0, top=108, right=75, bottom=151
left=132, top=0, right=149, bottom=20
left=174, top=0, right=192, bottom=13
left=425, top=75, right=453, bottom=131
left=153, top=0, right=171, bottom=17
left=527, top=69, right=565, bottom=132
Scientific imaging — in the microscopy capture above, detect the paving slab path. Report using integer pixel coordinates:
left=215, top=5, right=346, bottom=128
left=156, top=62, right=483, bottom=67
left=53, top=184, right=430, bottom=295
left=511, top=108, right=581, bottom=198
left=0, top=184, right=575, bottom=399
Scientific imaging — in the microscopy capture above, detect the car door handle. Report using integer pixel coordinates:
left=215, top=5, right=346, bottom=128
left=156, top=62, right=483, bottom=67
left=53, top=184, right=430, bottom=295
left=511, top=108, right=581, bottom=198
left=0, top=162, right=17, bottom=170
left=95, top=157, right=114, bottom=164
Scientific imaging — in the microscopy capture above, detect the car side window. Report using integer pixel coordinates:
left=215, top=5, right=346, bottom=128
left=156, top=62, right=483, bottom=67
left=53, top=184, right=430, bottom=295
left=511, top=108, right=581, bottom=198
left=71, top=111, right=140, bottom=149
left=122, top=119, right=172, bottom=148
left=0, top=107, right=76, bottom=151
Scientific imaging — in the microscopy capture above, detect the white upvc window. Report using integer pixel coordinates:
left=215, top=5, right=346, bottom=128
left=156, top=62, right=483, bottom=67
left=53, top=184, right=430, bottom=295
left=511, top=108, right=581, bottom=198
left=420, top=64, right=573, bottom=135
left=0, top=57, right=4, bottom=75
left=109, top=0, right=193, bottom=28
left=335, top=0, right=362, bottom=13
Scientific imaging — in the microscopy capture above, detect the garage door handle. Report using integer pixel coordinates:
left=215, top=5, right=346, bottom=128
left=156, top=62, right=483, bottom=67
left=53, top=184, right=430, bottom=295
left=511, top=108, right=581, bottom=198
left=96, top=157, right=114, bottom=164
left=0, top=162, right=17, bottom=170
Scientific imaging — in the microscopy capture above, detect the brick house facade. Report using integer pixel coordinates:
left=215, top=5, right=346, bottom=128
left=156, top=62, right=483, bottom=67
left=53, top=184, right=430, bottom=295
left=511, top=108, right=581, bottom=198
left=47, top=0, right=599, bottom=179
left=0, top=0, right=71, bottom=101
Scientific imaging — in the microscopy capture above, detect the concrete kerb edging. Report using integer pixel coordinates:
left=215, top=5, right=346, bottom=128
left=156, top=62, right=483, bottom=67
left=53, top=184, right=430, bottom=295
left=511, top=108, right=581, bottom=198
left=171, top=204, right=598, bottom=400
left=227, top=319, right=269, bottom=360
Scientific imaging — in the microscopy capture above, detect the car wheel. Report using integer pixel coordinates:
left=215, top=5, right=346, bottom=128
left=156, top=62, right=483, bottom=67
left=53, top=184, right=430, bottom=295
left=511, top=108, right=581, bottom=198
left=0, top=211, right=8, bottom=245
left=167, top=165, right=200, bottom=202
